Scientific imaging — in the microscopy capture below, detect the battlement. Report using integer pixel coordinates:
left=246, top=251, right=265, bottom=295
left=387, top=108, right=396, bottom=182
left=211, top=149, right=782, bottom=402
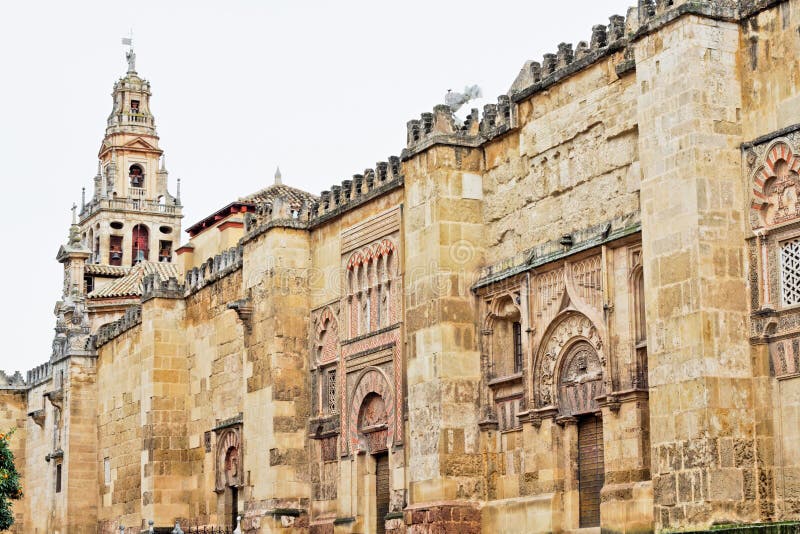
left=402, top=98, right=514, bottom=159
left=0, top=370, right=27, bottom=390
left=141, top=274, right=185, bottom=302
left=94, top=305, right=142, bottom=348
left=185, top=245, right=243, bottom=295
left=242, top=197, right=314, bottom=241
left=26, top=362, right=52, bottom=387
left=509, top=13, right=629, bottom=103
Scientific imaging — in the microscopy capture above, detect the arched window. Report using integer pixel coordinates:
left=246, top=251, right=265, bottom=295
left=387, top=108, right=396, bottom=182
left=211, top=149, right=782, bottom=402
left=132, top=224, right=149, bottom=263
left=129, top=164, right=144, bottom=189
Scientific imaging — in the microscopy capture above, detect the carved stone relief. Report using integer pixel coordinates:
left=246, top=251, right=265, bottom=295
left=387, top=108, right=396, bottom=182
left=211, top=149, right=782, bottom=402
left=533, top=312, right=604, bottom=411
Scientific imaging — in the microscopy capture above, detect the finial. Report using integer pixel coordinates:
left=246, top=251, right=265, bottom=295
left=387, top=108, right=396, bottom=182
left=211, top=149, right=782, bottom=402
left=122, top=30, right=136, bottom=73
left=119, top=526, right=125, bottom=533
left=96, top=160, right=101, bottom=176
left=160, top=154, right=166, bottom=172
left=233, top=515, right=242, bottom=534
left=176, top=178, right=181, bottom=203
left=148, top=519, right=154, bottom=534
left=171, top=520, right=183, bottom=534
left=71, top=203, right=77, bottom=225
left=274, top=166, right=282, bottom=185
left=81, top=187, right=86, bottom=209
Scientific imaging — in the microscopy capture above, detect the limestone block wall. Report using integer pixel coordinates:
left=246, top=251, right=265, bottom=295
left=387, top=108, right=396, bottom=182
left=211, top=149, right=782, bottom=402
left=484, top=49, right=640, bottom=264
left=96, top=325, right=144, bottom=531
left=0, top=391, right=27, bottom=533
left=635, top=13, right=754, bottom=529
left=183, top=269, right=246, bottom=526
left=240, top=226, right=313, bottom=533
left=22, top=378, right=54, bottom=534
left=402, top=145, right=486, bottom=517
left=739, top=0, right=800, bottom=140
left=64, top=357, right=99, bottom=533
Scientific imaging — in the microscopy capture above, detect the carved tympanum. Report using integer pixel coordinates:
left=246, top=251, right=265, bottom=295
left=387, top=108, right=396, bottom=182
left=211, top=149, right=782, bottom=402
left=558, top=341, right=604, bottom=416
left=534, top=312, right=604, bottom=410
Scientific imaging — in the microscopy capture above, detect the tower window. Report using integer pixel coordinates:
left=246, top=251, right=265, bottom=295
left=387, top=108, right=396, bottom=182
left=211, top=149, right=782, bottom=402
left=129, top=164, right=144, bottom=189
left=132, top=224, right=149, bottom=263
left=131, top=100, right=140, bottom=113
left=109, top=235, right=123, bottom=266
left=158, top=240, right=172, bottom=262
left=56, top=463, right=62, bottom=493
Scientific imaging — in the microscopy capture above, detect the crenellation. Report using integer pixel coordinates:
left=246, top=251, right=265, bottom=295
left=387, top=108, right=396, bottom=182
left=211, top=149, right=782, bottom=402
left=639, top=0, right=657, bottom=20
left=609, top=14, right=626, bottom=40
left=556, top=42, right=574, bottom=69
left=341, top=179, right=353, bottom=202
left=27, top=362, right=52, bottom=387
left=351, top=174, right=362, bottom=197
left=591, top=24, right=608, bottom=49
left=94, top=305, right=142, bottom=348
left=575, top=40, right=590, bottom=60
left=364, top=168, right=375, bottom=191
left=0, top=371, right=26, bottom=389
left=376, top=161, right=388, bottom=183
left=542, top=53, right=557, bottom=76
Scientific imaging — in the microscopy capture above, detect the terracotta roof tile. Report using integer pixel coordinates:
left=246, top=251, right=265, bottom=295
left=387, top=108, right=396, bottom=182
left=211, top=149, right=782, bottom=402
left=84, top=264, right=130, bottom=277
left=88, top=261, right=179, bottom=299
left=240, top=183, right=318, bottom=206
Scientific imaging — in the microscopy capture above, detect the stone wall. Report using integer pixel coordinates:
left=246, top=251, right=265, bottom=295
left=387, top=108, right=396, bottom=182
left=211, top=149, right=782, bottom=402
left=484, top=46, right=640, bottom=265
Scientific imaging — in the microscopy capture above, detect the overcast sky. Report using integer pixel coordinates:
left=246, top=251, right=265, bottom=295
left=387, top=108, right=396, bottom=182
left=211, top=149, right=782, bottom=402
left=0, top=0, right=633, bottom=374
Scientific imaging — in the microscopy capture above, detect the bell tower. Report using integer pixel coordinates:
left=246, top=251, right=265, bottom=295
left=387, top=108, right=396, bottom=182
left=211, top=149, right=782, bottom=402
left=79, top=43, right=182, bottom=267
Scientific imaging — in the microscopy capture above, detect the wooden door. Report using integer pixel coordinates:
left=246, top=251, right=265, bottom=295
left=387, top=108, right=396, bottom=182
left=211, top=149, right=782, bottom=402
left=375, top=453, right=390, bottom=534
left=578, top=415, right=604, bottom=528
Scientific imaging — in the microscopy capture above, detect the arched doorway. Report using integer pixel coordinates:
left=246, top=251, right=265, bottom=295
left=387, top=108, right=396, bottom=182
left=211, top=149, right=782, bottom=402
left=558, top=340, right=605, bottom=528
left=358, top=393, right=389, bottom=534
left=216, top=428, right=243, bottom=530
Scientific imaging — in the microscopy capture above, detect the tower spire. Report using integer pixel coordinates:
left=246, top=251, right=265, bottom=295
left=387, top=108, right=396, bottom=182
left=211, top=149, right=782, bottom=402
left=274, top=166, right=282, bottom=185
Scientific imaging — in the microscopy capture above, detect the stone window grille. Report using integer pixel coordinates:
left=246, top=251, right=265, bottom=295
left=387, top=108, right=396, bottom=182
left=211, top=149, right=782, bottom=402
left=781, top=237, right=800, bottom=306
left=326, top=368, right=338, bottom=415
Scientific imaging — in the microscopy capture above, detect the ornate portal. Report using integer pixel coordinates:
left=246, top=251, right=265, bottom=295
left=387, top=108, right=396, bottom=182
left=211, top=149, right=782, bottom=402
left=558, top=341, right=604, bottom=416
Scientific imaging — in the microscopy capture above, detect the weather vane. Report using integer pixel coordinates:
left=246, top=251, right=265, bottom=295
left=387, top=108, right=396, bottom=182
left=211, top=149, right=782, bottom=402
left=121, top=30, right=135, bottom=73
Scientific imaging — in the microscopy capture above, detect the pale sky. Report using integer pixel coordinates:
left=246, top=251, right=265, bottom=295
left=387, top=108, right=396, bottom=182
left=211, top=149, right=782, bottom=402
left=0, top=0, right=633, bottom=374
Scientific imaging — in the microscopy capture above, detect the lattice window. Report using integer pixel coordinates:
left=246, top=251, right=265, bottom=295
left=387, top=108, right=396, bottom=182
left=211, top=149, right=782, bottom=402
left=781, top=237, right=800, bottom=306
left=326, top=369, right=338, bottom=414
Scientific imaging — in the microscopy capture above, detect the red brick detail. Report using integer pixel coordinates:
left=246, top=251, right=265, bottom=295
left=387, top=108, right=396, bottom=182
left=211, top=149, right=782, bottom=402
left=404, top=504, right=481, bottom=534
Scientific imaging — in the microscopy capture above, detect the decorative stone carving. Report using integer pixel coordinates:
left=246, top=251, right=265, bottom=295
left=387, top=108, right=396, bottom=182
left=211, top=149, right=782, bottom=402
left=750, top=139, right=800, bottom=229
left=214, top=426, right=243, bottom=492
left=348, top=368, right=395, bottom=453
left=557, top=341, right=604, bottom=416
left=533, top=312, right=605, bottom=411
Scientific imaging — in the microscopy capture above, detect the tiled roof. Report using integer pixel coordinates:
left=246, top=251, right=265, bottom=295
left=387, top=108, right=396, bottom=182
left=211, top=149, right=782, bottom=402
left=240, top=183, right=318, bottom=206
left=88, top=261, right=179, bottom=299
left=84, top=264, right=130, bottom=277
